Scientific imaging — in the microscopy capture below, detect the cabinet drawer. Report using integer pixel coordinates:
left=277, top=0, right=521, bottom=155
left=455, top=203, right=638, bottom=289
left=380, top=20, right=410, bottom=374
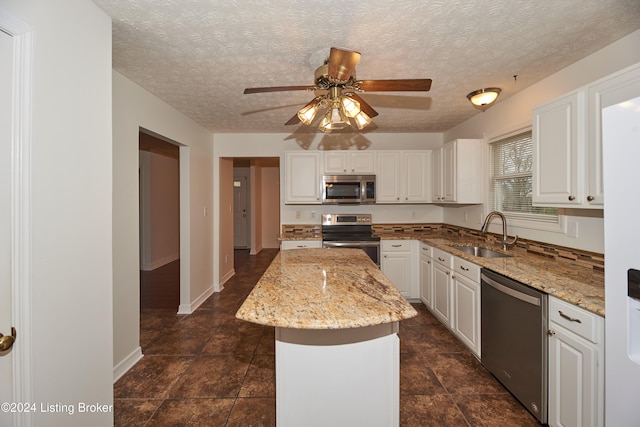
left=381, top=240, right=411, bottom=252
left=281, top=240, right=322, bottom=250
left=432, top=248, right=453, bottom=268
left=419, top=242, right=432, bottom=258
left=453, top=257, right=480, bottom=282
left=549, top=297, right=602, bottom=343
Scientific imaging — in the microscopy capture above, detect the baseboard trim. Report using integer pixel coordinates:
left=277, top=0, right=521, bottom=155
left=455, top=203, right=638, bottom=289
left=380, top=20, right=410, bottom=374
left=113, top=346, right=143, bottom=383
left=177, top=284, right=216, bottom=314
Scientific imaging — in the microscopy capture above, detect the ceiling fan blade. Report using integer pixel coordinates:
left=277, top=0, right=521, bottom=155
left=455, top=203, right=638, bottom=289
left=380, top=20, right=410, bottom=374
left=328, top=47, right=361, bottom=81
left=357, top=79, right=432, bottom=92
left=285, top=114, right=301, bottom=125
left=346, top=93, right=379, bottom=118
left=244, top=85, right=316, bottom=94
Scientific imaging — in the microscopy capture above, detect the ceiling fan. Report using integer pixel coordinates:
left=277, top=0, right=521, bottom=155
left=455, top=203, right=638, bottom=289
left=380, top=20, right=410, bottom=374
left=243, top=47, right=432, bottom=132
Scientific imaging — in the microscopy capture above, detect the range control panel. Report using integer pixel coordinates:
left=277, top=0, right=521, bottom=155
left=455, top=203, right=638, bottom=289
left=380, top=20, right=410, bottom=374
left=628, top=269, right=640, bottom=300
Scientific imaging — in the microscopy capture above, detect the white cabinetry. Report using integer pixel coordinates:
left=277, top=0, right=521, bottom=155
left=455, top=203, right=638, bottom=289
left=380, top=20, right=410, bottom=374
left=431, top=248, right=454, bottom=327
left=432, top=139, right=483, bottom=203
left=381, top=240, right=418, bottom=298
left=548, top=297, right=604, bottom=427
left=426, top=247, right=481, bottom=356
left=323, top=151, right=376, bottom=174
left=281, top=240, right=323, bottom=250
left=532, top=90, right=585, bottom=206
left=419, top=242, right=433, bottom=308
left=533, top=63, right=640, bottom=208
left=451, top=257, right=481, bottom=356
left=376, top=151, right=431, bottom=203
left=284, top=152, right=321, bottom=204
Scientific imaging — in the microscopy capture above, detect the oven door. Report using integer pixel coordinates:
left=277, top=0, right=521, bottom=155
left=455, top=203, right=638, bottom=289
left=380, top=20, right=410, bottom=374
left=322, top=241, right=380, bottom=267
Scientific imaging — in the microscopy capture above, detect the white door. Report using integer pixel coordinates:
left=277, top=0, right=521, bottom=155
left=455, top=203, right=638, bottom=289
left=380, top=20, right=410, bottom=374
left=233, top=176, right=248, bottom=248
left=0, top=28, right=15, bottom=424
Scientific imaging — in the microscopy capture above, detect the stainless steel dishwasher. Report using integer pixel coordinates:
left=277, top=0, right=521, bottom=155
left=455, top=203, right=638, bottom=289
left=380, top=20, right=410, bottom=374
left=481, top=268, right=548, bottom=424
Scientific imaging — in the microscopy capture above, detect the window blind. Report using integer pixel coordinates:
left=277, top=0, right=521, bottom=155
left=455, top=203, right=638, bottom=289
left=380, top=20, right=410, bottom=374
left=489, top=130, right=558, bottom=222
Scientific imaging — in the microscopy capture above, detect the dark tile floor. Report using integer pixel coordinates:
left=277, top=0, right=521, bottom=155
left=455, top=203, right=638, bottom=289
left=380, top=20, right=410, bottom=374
left=114, top=248, right=539, bottom=426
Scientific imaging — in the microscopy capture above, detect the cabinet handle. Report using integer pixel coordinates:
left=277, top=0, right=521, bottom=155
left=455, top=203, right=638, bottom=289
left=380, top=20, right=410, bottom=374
left=558, top=310, right=582, bottom=323
left=460, top=265, right=469, bottom=271
left=446, top=271, right=450, bottom=275
left=547, top=329, right=556, bottom=336
left=427, top=260, right=431, bottom=264
left=392, top=244, right=402, bottom=247
left=568, top=195, right=575, bottom=201
left=587, top=195, right=594, bottom=202
left=438, top=257, right=445, bottom=262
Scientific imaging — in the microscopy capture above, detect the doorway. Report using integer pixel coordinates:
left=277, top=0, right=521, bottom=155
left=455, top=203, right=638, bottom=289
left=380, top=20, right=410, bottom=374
left=138, top=131, right=180, bottom=309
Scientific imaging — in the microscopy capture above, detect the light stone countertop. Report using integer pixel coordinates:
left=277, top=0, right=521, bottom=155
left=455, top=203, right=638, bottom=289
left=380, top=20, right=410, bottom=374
left=235, top=248, right=418, bottom=329
left=378, top=232, right=605, bottom=317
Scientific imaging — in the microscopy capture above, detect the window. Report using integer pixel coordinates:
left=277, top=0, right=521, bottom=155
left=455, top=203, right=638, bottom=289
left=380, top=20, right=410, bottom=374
left=489, top=130, right=559, bottom=228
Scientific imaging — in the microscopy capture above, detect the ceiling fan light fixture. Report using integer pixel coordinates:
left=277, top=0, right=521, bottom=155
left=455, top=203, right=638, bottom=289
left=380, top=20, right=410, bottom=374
left=319, top=105, right=349, bottom=133
left=297, top=101, right=320, bottom=125
left=353, top=111, right=372, bottom=130
left=467, top=87, right=501, bottom=111
left=341, top=95, right=361, bottom=118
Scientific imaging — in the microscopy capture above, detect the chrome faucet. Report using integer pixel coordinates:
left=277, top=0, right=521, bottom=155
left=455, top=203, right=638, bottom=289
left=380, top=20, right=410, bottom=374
left=480, top=211, right=518, bottom=250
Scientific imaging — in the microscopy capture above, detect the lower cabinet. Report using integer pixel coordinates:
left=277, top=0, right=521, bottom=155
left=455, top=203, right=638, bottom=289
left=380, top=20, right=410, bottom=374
left=548, top=296, right=604, bottom=427
left=381, top=240, right=418, bottom=299
left=431, top=248, right=454, bottom=328
left=427, top=248, right=481, bottom=356
left=419, top=242, right=433, bottom=308
left=280, top=240, right=322, bottom=250
left=451, top=257, right=481, bottom=357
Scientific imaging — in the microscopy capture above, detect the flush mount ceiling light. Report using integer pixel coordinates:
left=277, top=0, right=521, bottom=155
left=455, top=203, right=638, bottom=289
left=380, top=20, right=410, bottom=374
left=244, top=47, right=432, bottom=133
left=467, top=87, right=501, bottom=111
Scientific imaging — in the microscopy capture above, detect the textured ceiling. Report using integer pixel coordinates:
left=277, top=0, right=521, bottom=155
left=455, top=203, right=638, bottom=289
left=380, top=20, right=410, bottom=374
left=93, top=0, right=640, bottom=133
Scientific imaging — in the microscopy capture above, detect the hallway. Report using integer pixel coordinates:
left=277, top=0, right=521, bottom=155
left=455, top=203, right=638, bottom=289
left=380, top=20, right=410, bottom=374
left=114, top=248, right=538, bottom=426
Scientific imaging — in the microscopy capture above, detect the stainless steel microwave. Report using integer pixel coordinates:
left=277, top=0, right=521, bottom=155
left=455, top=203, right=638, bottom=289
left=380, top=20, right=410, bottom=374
left=322, top=175, right=376, bottom=204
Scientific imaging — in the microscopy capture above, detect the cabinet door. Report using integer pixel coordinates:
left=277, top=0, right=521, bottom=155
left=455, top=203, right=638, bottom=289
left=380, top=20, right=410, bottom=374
left=431, top=147, right=443, bottom=201
left=403, top=151, right=431, bottom=202
left=532, top=91, right=584, bottom=206
left=432, top=262, right=453, bottom=327
left=381, top=251, right=411, bottom=297
left=376, top=152, right=402, bottom=203
left=285, top=152, right=321, bottom=203
left=419, top=254, right=433, bottom=308
left=350, top=152, right=376, bottom=173
left=548, top=324, right=600, bottom=427
left=323, top=152, right=348, bottom=174
left=587, top=63, right=640, bottom=207
left=442, top=141, right=456, bottom=202
left=452, top=273, right=480, bottom=356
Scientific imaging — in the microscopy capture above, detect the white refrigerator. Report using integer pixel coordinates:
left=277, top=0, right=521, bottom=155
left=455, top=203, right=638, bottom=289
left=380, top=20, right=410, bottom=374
left=602, top=65, right=640, bottom=426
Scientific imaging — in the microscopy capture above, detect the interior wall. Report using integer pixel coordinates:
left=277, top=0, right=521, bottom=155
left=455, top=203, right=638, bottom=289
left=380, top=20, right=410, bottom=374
left=1, top=1, right=114, bottom=425
left=139, top=150, right=180, bottom=270
left=219, top=158, right=235, bottom=286
left=112, top=70, right=214, bottom=374
left=261, top=165, right=281, bottom=248
left=442, top=29, right=640, bottom=254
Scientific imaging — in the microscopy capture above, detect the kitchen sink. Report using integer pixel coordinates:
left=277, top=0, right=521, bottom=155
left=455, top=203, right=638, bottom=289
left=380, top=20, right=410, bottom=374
left=451, top=245, right=512, bottom=258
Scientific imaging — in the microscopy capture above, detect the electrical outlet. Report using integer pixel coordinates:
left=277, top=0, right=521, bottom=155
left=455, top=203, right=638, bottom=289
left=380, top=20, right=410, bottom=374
left=311, top=211, right=316, bottom=219
left=411, top=211, right=416, bottom=219
left=295, top=210, right=301, bottom=219
left=567, top=220, right=579, bottom=238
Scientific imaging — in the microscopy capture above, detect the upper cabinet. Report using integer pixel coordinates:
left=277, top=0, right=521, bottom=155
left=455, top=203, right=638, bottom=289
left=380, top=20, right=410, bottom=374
left=284, top=152, right=321, bottom=204
left=376, top=151, right=431, bottom=203
left=533, top=62, right=640, bottom=208
left=323, top=151, right=376, bottom=174
left=432, top=139, right=483, bottom=204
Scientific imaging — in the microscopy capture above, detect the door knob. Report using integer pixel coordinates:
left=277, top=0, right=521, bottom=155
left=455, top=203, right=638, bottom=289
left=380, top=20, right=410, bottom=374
left=0, top=327, right=16, bottom=351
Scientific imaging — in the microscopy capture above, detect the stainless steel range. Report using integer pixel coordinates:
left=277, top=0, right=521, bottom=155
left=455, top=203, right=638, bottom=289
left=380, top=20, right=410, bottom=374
left=321, top=213, right=380, bottom=267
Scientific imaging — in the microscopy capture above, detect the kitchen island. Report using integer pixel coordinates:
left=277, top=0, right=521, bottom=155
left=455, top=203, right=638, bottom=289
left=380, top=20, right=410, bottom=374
left=236, top=248, right=417, bottom=427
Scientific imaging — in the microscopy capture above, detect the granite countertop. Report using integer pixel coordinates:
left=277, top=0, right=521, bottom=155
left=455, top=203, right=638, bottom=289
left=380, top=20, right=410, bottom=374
left=235, top=248, right=418, bottom=329
left=377, top=232, right=605, bottom=317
